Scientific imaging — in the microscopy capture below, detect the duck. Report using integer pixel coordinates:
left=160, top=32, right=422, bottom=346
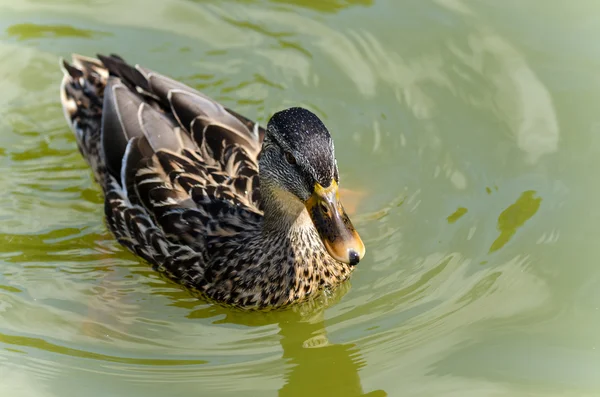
left=59, top=54, right=365, bottom=309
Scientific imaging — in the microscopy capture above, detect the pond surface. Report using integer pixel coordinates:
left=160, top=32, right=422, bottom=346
left=1, top=0, right=600, bottom=396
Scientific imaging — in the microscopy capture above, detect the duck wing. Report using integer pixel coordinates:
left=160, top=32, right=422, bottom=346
left=60, top=54, right=265, bottom=288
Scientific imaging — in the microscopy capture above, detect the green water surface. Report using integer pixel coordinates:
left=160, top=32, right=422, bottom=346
left=1, top=0, right=600, bottom=396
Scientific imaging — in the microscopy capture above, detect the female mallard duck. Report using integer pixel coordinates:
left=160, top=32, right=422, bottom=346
left=59, top=54, right=365, bottom=309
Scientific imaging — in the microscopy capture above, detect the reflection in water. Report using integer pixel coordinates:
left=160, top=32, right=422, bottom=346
left=181, top=284, right=386, bottom=396
left=6, top=23, right=110, bottom=40
left=490, top=190, right=542, bottom=253
left=267, top=0, right=373, bottom=13
left=188, top=0, right=373, bottom=14
left=278, top=314, right=386, bottom=397
left=0, top=331, right=207, bottom=365
left=447, top=207, right=468, bottom=224
left=438, top=0, right=560, bottom=164
left=0, top=366, right=57, bottom=397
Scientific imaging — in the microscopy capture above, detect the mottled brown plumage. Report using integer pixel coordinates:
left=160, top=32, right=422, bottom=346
left=59, top=54, right=364, bottom=309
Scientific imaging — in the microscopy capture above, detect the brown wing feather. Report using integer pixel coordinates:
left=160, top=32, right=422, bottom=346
left=99, top=54, right=263, bottom=209
left=60, top=54, right=265, bottom=288
left=62, top=53, right=264, bottom=210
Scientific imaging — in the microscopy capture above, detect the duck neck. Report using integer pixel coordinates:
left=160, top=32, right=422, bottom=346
left=260, top=184, right=316, bottom=238
left=257, top=134, right=318, bottom=239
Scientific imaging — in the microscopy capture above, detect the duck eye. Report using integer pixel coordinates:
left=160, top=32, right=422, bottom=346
left=284, top=152, right=297, bottom=165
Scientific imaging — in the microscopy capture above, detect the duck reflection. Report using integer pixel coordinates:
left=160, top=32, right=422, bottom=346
left=184, top=286, right=385, bottom=397
left=278, top=311, right=386, bottom=397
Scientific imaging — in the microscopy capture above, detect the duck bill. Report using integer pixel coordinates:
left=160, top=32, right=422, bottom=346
left=305, top=180, right=366, bottom=266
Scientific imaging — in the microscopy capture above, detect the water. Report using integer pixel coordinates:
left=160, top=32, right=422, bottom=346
left=1, top=0, right=599, bottom=395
